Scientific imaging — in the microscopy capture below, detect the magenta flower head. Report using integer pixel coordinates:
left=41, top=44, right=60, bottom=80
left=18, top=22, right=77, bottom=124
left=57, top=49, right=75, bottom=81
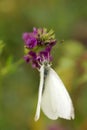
left=22, top=32, right=37, bottom=49
left=22, top=27, right=57, bottom=70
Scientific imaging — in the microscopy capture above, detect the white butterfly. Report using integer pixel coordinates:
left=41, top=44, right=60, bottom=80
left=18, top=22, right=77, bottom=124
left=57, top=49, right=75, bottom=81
left=34, top=64, right=75, bottom=121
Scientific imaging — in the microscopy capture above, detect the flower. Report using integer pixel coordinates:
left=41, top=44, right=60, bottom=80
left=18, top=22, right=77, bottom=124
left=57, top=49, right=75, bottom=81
left=23, top=27, right=57, bottom=70
left=22, top=32, right=37, bottom=49
left=29, top=51, right=37, bottom=59
left=24, top=55, right=30, bottom=63
left=22, top=32, right=29, bottom=41
left=26, top=37, right=37, bottom=49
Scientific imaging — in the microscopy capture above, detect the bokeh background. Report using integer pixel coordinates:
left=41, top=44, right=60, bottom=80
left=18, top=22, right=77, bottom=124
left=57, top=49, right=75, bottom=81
left=0, top=0, right=87, bottom=130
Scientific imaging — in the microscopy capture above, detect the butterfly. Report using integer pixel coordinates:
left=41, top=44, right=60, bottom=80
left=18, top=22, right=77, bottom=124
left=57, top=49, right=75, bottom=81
left=35, top=64, right=75, bottom=121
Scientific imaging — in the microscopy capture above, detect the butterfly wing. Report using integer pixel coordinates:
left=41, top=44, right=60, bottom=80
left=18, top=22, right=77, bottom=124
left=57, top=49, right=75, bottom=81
left=41, top=67, right=74, bottom=120
left=34, top=65, right=44, bottom=121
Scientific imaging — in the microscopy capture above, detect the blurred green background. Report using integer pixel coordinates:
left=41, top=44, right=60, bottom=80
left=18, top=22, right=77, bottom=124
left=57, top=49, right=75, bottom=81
left=0, top=0, right=87, bottom=130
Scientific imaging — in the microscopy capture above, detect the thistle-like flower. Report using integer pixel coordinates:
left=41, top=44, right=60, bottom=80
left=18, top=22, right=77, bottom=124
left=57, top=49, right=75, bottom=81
left=23, top=27, right=56, bottom=69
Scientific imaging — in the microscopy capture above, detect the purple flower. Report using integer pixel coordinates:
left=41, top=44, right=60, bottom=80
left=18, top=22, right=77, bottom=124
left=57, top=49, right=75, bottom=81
left=29, top=51, right=37, bottom=59
left=22, top=32, right=29, bottom=41
left=36, top=55, right=42, bottom=63
left=24, top=55, right=30, bottom=63
left=23, top=28, right=57, bottom=69
left=46, top=45, right=52, bottom=52
left=26, top=37, right=37, bottom=49
left=22, top=32, right=37, bottom=49
left=32, top=60, right=40, bottom=69
left=39, top=48, right=52, bottom=63
left=28, top=51, right=40, bottom=69
left=40, top=50, right=48, bottom=59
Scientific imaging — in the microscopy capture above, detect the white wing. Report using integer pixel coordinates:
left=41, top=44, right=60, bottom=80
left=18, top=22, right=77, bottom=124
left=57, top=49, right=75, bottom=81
left=34, top=65, right=44, bottom=121
left=41, top=67, right=75, bottom=120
